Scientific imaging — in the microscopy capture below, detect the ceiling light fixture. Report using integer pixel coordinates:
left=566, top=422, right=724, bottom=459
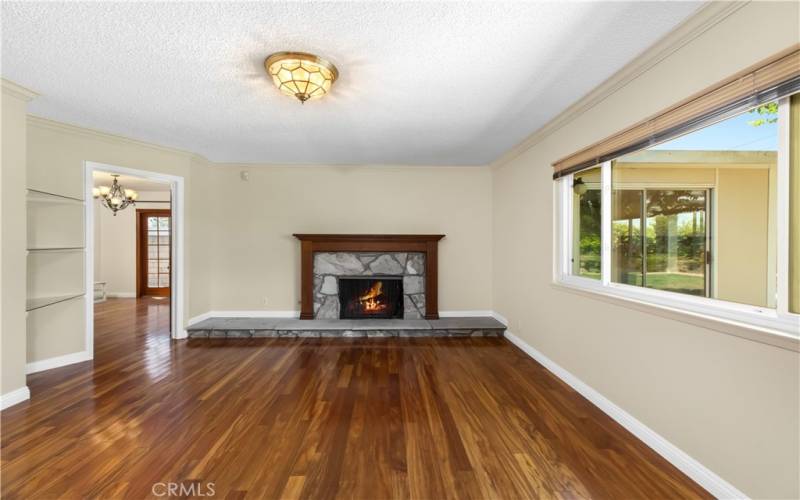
left=264, top=52, right=338, bottom=103
left=93, top=174, right=138, bottom=215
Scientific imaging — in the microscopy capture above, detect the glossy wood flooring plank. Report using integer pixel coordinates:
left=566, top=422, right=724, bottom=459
left=1, top=298, right=711, bottom=499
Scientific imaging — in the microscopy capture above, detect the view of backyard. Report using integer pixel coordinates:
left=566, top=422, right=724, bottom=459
left=571, top=102, right=780, bottom=303
left=575, top=186, right=707, bottom=297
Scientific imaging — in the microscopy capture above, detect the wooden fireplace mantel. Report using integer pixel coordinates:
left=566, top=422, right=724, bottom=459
left=293, top=234, right=445, bottom=320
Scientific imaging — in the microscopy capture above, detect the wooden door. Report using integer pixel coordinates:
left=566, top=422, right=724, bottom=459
left=137, top=209, right=171, bottom=297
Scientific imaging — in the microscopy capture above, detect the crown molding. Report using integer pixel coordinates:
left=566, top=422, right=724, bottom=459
left=490, top=1, right=748, bottom=170
left=214, top=161, right=486, bottom=169
left=26, top=115, right=483, bottom=169
left=1, top=78, right=39, bottom=101
left=26, top=114, right=206, bottom=162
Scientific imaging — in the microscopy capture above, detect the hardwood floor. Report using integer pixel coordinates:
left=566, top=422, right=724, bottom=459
left=1, top=297, right=710, bottom=499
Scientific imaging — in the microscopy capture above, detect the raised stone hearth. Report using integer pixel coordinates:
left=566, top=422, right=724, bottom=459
left=313, top=252, right=425, bottom=319
left=187, top=316, right=506, bottom=338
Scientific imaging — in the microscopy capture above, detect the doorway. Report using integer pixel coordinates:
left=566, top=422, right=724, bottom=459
left=137, top=209, right=171, bottom=297
left=85, top=162, right=186, bottom=355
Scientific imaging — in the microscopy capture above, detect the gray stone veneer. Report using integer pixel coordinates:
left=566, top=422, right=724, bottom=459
left=192, top=329, right=501, bottom=338
left=313, top=252, right=425, bottom=319
left=186, top=317, right=507, bottom=339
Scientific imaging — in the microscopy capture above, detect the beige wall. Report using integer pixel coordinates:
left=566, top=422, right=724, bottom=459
left=22, top=121, right=493, bottom=362
left=187, top=155, right=213, bottom=316
left=1, top=83, right=32, bottom=397
left=203, top=164, right=492, bottom=312
left=491, top=2, right=799, bottom=498
left=94, top=191, right=170, bottom=296
left=716, top=168, right=772, bottom=307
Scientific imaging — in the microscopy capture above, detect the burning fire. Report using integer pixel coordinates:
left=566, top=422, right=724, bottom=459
left=358, top=281, right=386, bottom=312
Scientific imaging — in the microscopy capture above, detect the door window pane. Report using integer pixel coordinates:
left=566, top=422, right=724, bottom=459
left=572, top=166, right=601, bottom=280
left=644, top=190, right=706, bottom=296
left=144, top=214, right=170, bottom=290
left=612, top=189, right=643, bottom=286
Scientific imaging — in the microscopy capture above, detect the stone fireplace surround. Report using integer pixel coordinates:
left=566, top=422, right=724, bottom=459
left=293, top=234, right=445, bottom=319
left=314, top=252, right=426, bottom=319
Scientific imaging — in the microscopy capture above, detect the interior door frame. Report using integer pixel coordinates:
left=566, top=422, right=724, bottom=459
left=136, top=208, right=172, bottom=298
left=84, top=161, right=187, bottom=351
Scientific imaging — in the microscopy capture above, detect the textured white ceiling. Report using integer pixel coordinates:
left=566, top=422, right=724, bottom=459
left=2, top=1, right=702, bottom=165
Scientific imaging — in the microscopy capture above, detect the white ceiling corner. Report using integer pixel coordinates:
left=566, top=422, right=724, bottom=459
left=1, top=1, right=703, bottom=166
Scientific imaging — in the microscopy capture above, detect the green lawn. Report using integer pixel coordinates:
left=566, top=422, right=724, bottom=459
left=578, top=271, right=704, bottom=296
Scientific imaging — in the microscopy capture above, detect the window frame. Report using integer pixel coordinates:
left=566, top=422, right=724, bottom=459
left=554, top=97, right=800, bottom=345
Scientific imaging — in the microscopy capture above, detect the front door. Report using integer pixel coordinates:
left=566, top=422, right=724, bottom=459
left=137, top=209, right=171, bottom=297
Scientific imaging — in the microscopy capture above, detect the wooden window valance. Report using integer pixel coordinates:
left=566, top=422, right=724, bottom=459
left=552, top=44, right=800, bottom=179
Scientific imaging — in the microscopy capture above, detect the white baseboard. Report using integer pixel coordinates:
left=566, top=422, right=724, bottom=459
left=1, top=386, right=30, bottom=410
left=106, top=292, right=136, bottom=298
left=26, top=350, right=93, bottom=374
left=439, top=310, right=495, bottom=318
left=503, top=330, right=747, bottom=499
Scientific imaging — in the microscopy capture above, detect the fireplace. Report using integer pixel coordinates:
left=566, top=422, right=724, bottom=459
left=293, top=234, right=444, bottom=319
left=339, top=276, right=403, bottom=319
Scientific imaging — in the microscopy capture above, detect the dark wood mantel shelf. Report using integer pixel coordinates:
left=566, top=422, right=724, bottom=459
left=293, top=234, right=445, bottom=320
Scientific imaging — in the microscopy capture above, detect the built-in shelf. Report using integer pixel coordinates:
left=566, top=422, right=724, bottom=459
left=25, top=182, right=86, bottom=340
left=27, top=188, right=84, bottom=204
left=26, top=293, right=84, bottom=312
left=27, top=247, right=85, bottom=252
left=27, top=189, right=85, bottom=250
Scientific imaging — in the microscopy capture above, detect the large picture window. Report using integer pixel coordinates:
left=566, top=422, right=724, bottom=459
left=557, top=96, right=799, bottom=340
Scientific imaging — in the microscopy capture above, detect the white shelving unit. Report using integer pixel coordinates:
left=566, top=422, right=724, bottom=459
left=26, top=188, right=86, bottom=365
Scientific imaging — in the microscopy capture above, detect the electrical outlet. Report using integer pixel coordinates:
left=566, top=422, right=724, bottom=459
left=263, top=297, right=269, bottom=306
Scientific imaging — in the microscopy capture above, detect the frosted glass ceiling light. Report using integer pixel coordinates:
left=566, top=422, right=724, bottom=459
left=265, top=52, right=338, bottom=103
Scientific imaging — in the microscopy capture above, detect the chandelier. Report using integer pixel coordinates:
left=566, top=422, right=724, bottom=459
left=264, top=52, right=338, bottom=103
left=93, top=175, right=138, bottom=215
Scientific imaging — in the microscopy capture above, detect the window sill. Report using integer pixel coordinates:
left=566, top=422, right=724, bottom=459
left=551, top=279, right=800, bottom=352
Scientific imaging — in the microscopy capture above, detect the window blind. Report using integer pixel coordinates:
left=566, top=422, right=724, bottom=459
left=552, top=44, right=800, bottom=179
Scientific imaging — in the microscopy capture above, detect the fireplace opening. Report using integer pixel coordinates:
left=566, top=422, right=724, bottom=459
left=339, top=276, right=403, bottom=319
